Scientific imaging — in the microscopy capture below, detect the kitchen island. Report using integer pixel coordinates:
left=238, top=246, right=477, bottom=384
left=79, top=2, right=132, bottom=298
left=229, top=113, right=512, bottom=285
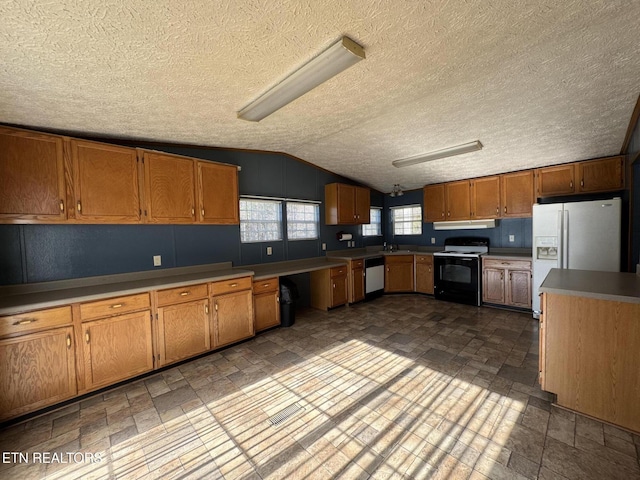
left=539, top=268, right=640, bottom=433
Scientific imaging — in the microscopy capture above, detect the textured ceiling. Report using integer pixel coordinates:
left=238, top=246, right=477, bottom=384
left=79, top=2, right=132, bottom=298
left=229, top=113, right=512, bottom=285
left=1, top=1, right=639, bottom=193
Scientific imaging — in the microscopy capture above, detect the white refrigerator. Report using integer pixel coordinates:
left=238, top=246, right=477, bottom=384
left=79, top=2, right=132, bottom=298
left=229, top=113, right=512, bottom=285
left=532, top=197, right=621, bottom=318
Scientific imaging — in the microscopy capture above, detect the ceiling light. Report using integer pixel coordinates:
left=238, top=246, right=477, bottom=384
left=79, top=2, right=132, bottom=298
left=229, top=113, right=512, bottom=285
left=392, top=141, right=483, bottom=168
left=237, top=36, right=365, bottom=122
left=389, top=184, right=404, bottom=197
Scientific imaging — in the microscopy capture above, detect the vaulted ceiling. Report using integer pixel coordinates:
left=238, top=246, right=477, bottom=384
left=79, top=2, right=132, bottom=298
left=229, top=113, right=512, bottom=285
left=1, top=1, right=639, bottom=193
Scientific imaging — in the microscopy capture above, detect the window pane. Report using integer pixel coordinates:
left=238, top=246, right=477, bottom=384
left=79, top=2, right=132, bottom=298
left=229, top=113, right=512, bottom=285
left=391, top=205, right=422, bottom=236
left=287, top=202, right=319, bottom=240
left=363, top=207, right=382, bottom=236
left=240, top=199, right=283, bottom=243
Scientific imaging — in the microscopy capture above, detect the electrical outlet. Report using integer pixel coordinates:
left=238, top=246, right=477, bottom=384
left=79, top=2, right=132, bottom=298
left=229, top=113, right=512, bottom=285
left=266, top=246, right=272, bottom=256
left=509, top=235, right=515, bottom=243
left=153, top=255, right=162, bottom=267
left=431, top=237, right=436, bottom=244
left=322, top=243, right=326, bottom=251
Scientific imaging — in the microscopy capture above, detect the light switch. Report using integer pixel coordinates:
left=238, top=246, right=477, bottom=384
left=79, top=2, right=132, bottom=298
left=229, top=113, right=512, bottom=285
left=153, top=255, right=162, bottom=267
left=509, top=235, right=515, bottom=243
left=322, top=243, right=327, bottom=251
left=431, top=237, right=436, bottom=244
left=266, top=246, right=273, bottom=256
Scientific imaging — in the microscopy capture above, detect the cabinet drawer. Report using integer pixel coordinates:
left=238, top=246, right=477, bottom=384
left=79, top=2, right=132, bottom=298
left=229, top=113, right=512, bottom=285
left=0, top=306, right=72, bottom=337
left=415, top=255, right=433, bottom=264
left=210, top=276, right=252, bottom=296
left=157, top=283, right=208, bottom=307
left=385, top=255, right=414, bottom=264
left=351, top=259, right=364, bottom=269
left=330, top=266, right=347, bottom=277
left=484, top=258, right=531, bottom=270
left=80, top=293, right=150, bottom=321
left=252, top=277, right=278, bottom=295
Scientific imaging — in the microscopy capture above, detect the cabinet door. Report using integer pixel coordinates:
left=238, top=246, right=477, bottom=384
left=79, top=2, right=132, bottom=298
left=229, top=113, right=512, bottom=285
left=197, top=161, right=239, bottom=224
left=423, top=184, right=445, bottom=222
left=351, top=266, right=365, bottom=303
left=0, top=127, right=66, bottom=222
left=82, top=311, right=153, bottom=391
left=72, top=140, right=141, bottom=223
left=213, top=290, right=254, bottom=348
left=471, top=176, right=501, bottom=219
left=445, top=180, right=471, bottom=220
left=0, top=326, right=77, bottom=421
left=157, top=300, right=210, bottom=366
left=144, top=152, right=196, bottom=223
left=331, top=274, right=348, bottom=307
left=254, top=291, right=280, bottom=332
left=535, top=164, right=575, bottom=197
left=337, top=184, right=356, bottom=224
left=385, top=257, right=414, bottom=292
left=354, top=186, right=370, bottom=224
left=578, top=156, right=624, bottom=193
left=415, top=259, right=434, bottom=294
left=501, top=171, right=534, bottom=217
left=482, top=268, right=505, bottom=304
left=508, top=270, right=532, bottom=308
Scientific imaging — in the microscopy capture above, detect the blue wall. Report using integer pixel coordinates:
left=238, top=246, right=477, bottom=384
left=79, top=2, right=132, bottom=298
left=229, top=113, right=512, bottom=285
left=628, top=112, right=640, bottom=269
left=0, top=146, right=384, bottom=285
left=383, top=189, right=532, bottom=249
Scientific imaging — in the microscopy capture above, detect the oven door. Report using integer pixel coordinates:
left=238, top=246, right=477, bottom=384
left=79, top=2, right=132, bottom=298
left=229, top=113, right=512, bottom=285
left=434, top=255, right=481, bottom=306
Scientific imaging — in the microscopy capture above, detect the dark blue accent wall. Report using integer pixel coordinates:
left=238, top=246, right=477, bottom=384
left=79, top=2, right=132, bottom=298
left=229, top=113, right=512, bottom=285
left=0, top=146, right=384, bottom=285
left=383, top=189, right=533, bottom=249
left=629, top=112, right=640, bottom=269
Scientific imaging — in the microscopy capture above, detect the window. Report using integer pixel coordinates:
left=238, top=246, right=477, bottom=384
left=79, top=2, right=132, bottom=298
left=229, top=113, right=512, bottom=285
left=362, top=207, right=382, bottom=236
left=391, top=205, right=422, bottom=235
left=286, top=202, right=319, bottom=240
left=239, top=198, right=282, bottom=243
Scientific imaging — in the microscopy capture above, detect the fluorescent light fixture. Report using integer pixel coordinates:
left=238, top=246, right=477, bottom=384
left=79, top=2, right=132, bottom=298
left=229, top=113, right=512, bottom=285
left=237, top=36, right=365, bottom=122
left=392, top=140, right=483, bottom=168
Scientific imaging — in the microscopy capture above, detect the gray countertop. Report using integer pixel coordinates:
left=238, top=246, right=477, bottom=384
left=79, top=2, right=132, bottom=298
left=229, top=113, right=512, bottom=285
left=539, top=268, right=640, bottom=304
left=0, top=257, right=349, bottom=315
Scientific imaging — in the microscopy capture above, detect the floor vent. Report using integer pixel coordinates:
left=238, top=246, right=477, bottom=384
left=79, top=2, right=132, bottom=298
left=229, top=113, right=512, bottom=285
left=268, top=403, right=304, bottom=426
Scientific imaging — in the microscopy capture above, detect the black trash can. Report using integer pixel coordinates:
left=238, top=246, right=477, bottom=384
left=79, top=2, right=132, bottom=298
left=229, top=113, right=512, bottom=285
left=279, top=278, right=299, bottom=327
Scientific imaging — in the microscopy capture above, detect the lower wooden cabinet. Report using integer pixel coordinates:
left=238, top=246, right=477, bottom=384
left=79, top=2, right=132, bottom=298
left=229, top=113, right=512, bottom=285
left=81, top=310, right=154, bottom=391
left=211, top=279, right=254, bottom=348
left=253, top=277, right=280, bottom=332
left=350, top=260, right=365, bottom=303
left=0, top=326, right=77, bottom=422
left=384, top=255, right=414, bottom=293
left=310, top=266, right=348, bottom=310
left=415, top=255, right=434, bottom=294
left=482, top=258, right=532, bottom=308
left=157, top=299, right=210, bottom=367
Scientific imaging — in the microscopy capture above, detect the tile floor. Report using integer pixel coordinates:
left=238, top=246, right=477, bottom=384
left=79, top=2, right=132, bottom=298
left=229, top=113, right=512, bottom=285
left=1, top=295, right=639, bottom=479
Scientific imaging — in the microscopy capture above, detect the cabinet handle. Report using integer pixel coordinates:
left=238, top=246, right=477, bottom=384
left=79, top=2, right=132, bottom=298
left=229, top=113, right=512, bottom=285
left=59, top=200, right=65, bottom=212
left=504, top=206, right=507, bottom=213
left=191, top=207, right=195, bottom=216
left=13, top=318, right=37, bottom=326
left=496, top=206, right=498, bottom=215
left=447, top=211, right=451, bottom=217
left=230, top=283, right=238, bottom=287
left=333, top=283, right=336, bottom=289
left=570, top=180, right=573, bottom=188
left=441, top=212, right=444, bottom=217
left=85, top=331, right=90, bottom=343
left=205, top=304, right=209, bottom=314
left=262, top=283, right=270, bottom=287
left=276, top=296, right=280, bottom=303
left=110, top=303, right=124, bottom=309
left=500, top=272, right=504, bottom=280
left=214, top=302, right=218, bottom=311
left=77, top=200, right=82, bottom=212
left=201, top=208, right=205, bottom=217
left=509, top=272, right=512, bottom=280
left=501, top=262, right=510, bottom=265
left=428, top=266, right=431, bottom=272
left=580, top=179, right=584, bottom=187
left=179, top=291, right=190, bottom=296
left=66, top=334, right=72, bottom=349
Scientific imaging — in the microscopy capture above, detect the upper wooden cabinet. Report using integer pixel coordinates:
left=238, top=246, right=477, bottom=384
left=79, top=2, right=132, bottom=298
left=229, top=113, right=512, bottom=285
left=471, top=176, right=501, bottom=219
left=423, top=184, right=445, bottom=222
left=197, top=161, right=239, bottom=224
left=144, top=151, right=196, bottom=223
left=577, top=156, right=624, bottom=193
left=325, top=183, right=370, bottom=225
left=535, top=164, right=576, bottom=197
left=501, top=171, right=534, bottom=217
left=71, top=140, right=142, bottom=223
left=445, top=180, right=471, bottom=220
left=0, top=127, right=66, bottom=223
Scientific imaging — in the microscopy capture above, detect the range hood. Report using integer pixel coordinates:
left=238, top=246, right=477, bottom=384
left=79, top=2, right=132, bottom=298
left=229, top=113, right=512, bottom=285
left=433, top=219, right=496, bottom=230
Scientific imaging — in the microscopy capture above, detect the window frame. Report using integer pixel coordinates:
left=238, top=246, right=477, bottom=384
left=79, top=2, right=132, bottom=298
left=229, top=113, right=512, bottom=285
left=362, top=207, right=383, bottom=237
left=239, top=197, right=283, bottom=243
left=285, top=201, right=320, bottom=241
left=391, top=204, right=423, bottom=236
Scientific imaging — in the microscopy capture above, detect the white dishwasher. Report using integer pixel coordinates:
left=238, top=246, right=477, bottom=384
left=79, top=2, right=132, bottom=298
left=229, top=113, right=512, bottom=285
left=365, top=256, right=385, bottom=300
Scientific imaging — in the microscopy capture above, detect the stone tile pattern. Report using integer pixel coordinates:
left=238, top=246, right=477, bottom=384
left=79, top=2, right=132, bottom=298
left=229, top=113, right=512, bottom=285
left=1, top=296, right=639, bottom=479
